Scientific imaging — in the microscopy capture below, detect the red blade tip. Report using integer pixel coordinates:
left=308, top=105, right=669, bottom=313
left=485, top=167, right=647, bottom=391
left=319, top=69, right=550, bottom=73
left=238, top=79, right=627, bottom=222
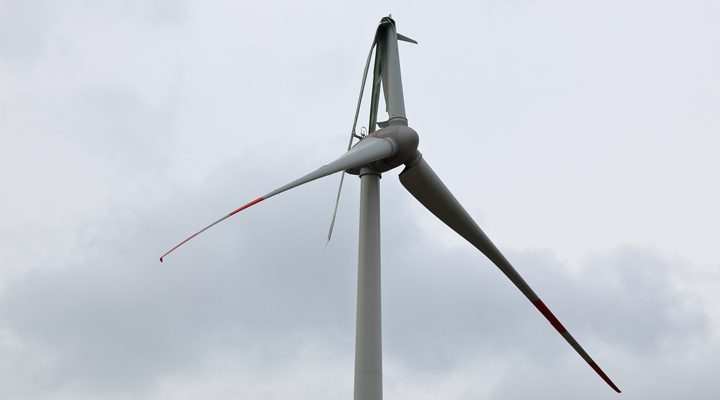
left=590, top=361, right=622, bottom=393
left=228, top=196, right=265, bottom=216
left=158, top=196, right=265, bottom=263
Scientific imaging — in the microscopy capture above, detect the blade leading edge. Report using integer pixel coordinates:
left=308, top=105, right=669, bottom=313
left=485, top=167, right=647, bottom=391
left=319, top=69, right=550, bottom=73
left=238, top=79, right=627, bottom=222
left=399, top=156, right=621, bottom=393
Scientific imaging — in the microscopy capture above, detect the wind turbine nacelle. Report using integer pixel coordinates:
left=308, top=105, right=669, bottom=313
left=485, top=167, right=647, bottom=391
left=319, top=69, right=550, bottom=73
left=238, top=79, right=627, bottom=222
left=346, top=125, right=419, bottom=175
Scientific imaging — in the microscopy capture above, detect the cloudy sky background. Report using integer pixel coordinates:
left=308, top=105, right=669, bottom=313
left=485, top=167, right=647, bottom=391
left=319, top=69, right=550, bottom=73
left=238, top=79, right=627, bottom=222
left=1, top=0, right=719, bottom=399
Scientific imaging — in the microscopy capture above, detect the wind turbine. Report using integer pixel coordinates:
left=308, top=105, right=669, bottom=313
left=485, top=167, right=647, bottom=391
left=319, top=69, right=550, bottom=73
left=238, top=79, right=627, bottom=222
left=160, top=16, right=621, bottom=399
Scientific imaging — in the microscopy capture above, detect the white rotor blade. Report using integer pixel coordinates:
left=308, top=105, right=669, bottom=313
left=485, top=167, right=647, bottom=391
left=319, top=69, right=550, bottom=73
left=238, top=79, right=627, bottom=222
left=160, top=137, right=395, bottom=262
left=399, top=156, right=621, bottom=393
left=326, top=39, right=378, bottom=245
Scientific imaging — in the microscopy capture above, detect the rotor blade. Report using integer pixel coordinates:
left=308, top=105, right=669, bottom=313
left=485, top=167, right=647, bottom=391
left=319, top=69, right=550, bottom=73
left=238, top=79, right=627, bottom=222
left=399, top=156, right=621, bottom=393
left=325, top=171, right=345, bottom=246
left=160, top=137, right=395, bottom=262
left=326, top=38, right=378, bottom=246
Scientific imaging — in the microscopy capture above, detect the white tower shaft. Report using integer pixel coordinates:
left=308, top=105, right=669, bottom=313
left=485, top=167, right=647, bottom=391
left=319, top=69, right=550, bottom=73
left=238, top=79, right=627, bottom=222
left=354, top=168, right=383, bottom=400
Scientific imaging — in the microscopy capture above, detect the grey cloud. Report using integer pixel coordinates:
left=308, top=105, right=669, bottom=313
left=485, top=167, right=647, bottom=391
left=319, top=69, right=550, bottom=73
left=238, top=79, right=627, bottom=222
left=2, top=0, right=719, bottom=399
left=0, top=153, right=714, bottom=398
left=0, top=0, right=51, bottom=67
left=0, top=155, right=360, bottom=397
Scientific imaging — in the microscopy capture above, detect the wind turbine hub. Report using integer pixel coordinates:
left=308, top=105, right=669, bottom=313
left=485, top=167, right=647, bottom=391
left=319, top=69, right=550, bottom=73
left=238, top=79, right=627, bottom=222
left=346, top=125, right=419, bottom=175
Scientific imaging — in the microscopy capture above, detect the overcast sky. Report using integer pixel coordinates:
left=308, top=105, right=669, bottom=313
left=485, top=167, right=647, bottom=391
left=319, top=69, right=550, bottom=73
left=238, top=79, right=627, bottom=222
left=1, top=0, right=719, bottom=399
